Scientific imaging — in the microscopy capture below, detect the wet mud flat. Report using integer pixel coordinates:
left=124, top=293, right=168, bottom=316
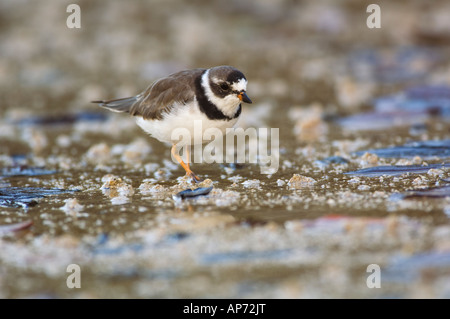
left=1, top=0, right=450, bottom=298
left=1, top=109, right=449, bottom=298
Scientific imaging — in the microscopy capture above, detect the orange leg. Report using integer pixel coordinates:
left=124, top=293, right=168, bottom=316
left=171, top=144, right=203, bottom=183
left=185, top=146, right=190, bottom=170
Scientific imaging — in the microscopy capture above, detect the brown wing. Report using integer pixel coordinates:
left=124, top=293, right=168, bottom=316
left=130, top=68, right=206, bottom=120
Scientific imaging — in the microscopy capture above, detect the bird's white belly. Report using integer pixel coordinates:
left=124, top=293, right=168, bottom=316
left=135, top=102, right=239, bottom=146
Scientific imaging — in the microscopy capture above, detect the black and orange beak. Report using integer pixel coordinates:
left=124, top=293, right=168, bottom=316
left=238, top=91, right=252, bottom=104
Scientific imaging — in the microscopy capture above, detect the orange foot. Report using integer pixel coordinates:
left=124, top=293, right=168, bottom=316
left=187, top=171, right=203, bottom=183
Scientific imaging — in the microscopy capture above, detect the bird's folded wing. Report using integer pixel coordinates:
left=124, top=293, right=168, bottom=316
left=130, top=68, right=205, bottom=120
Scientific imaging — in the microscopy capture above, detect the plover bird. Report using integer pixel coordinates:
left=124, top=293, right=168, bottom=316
left=93, top=65, right=252, bottom=182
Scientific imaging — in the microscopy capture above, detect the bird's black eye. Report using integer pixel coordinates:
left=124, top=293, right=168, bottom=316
left=220, top=82, right=230, bottom=91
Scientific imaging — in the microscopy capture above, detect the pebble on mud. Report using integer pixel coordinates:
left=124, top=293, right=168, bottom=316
left=332, top=138, right=369, bottom=156
left=60, top=198, right=85, bottom=217
left=56, top=135, right=72, bottom=148
left=276, top=179, right=286, bottom=186
left=412, top=176, right=428, bottom=187
left=203, top=189, right=240, bottom=207
left=154, top=169, right=172, bottom=181
left=358, top=152, right=380, bottom=168
left=110, top=196, right=131, bottom=205
left=357, top=185, right=371, bottom=191
left=291, top=103, right=328, bottom=142
left=242, top=179, right=261, bottom=189
left=100, top=175, right=134, bottom=198
left=335, top=77, right=374, bottom=110
left=111, top=138, right=152, bottom=164
left=395, top=156, right=424, bottom=166
left=85, top=143, right=111, bottom=164
left=172, top=177, right=214, bottom=192
left=288, top=174, right=317, bottom=189
left=427, top=168, right=444, bottom=178
left=22, top=128, right=48, bottom=154
left=139, top=182, right=168, bottom=195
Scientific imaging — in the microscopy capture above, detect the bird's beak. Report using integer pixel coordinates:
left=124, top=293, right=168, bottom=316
left=238, top=91, right=252, bottom=104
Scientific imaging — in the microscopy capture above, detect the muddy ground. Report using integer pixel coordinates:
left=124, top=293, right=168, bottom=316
left=0, top=0, right=450, bottom=298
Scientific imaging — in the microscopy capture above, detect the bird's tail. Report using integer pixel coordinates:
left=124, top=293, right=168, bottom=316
left=92, top=95, right=141, bottom=113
